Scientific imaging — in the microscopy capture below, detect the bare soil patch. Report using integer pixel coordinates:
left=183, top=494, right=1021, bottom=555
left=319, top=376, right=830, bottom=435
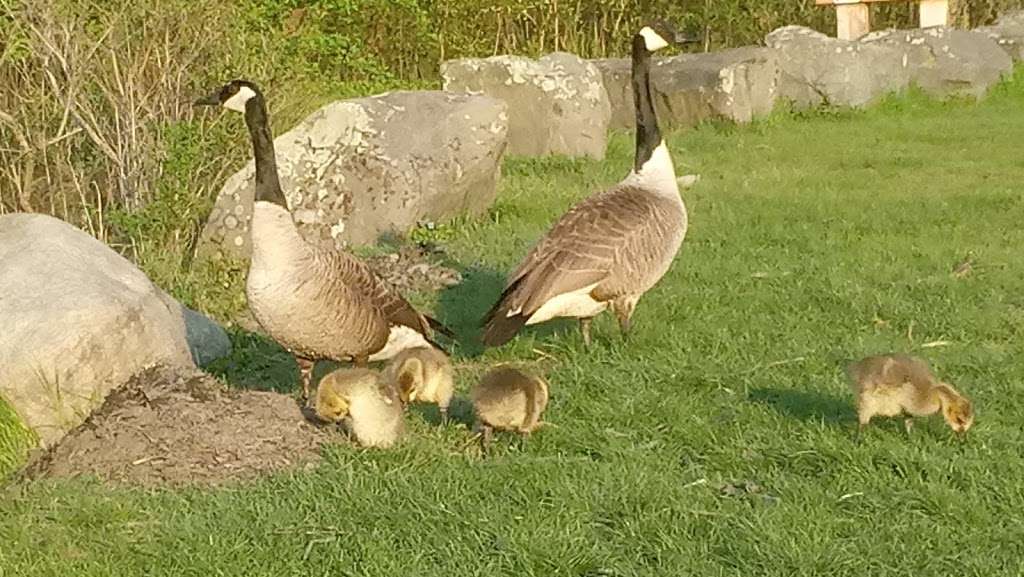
left=22, top=365, right=331, bottom=487
left=364, top=242, right=462, bottom=294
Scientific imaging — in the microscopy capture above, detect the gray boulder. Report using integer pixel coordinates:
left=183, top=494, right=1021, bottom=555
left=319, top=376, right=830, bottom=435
left=200, top=91, right=508, bottom=258
left=765, top=25, right=911, bottom=109
left=975, top=10, right=1024, bottom=61
left=441, top=52, right=610, bottom=159
left=592, top=47, right=778, bottom=131
left=0, top=213, right=230, bottom=446
left=861, top=27, right=1012, bottom=99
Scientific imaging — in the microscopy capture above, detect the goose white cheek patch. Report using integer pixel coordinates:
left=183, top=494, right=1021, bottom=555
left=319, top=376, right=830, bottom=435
left=223, top=86, right=257, bottom=113
left=639, top=26, right=669, bottom=52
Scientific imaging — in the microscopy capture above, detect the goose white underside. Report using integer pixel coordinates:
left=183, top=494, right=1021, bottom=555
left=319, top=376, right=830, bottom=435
left=521, top=282, right=608, bottom=325
left=368, top=325, right=433, bottom=362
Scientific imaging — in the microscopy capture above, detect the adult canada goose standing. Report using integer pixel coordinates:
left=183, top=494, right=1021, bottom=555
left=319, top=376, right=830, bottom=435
left=194, top=80, right=450, bottom=399
left=482, top=22, right=698, bottom=348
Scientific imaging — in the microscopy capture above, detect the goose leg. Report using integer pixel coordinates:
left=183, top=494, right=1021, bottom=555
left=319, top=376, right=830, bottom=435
left=579, top=317, right=593, bottom=349
left=353, top=354, right=369, bottom=368
left=480, top=424, right=493, bottom=452
left=613, top=296, right=638, bottom=339
left=903, top=417, right=914, bottom=435
left=296, top=356, right=316, bottom=400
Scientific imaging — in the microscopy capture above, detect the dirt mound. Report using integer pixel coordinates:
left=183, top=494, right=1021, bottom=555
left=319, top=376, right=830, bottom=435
left=22, top=366, right=331, bottom=487
left=365, top=242, right=462, bottom=294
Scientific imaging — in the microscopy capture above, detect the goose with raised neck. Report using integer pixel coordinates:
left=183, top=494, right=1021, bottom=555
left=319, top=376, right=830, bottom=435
left=481, top=22, right=697, bottom=348
left=194, top=79, right=451, bottom=400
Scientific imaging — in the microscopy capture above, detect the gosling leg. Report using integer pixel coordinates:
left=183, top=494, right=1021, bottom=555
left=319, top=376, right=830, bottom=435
left=296, top=356, right=316, bottom=401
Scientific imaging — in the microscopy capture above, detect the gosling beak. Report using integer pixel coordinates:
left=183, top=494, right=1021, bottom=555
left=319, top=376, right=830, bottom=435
left=193, top=92, right=221, bottom=107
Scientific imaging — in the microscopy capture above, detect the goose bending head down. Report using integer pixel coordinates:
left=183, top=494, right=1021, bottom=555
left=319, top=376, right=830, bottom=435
left=481, top=22, right=699, bottom=348
left=194, top=80, right=451, bottom=399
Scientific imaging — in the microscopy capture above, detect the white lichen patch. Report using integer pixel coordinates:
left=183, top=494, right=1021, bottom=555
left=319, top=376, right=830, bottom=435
left=330, top=220, right=346, bottom=239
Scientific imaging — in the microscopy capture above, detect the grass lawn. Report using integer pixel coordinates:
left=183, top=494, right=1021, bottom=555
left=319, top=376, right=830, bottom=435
left=3, top=75, right=1024, bottom=575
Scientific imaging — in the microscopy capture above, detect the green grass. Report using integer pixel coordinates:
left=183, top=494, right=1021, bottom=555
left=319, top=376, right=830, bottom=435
left=0, top=398, right=34, bottom=481
left=4, top=76, right=1024, bottom=575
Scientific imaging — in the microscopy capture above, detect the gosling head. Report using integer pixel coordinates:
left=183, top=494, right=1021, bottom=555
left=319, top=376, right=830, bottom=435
left=193, top=79, right=262, bottom=113
left=636, top=19, right=701, bottom=54
left=314, top=391, right=350, bottom=424
left=941, top=389, right=974, bottom=434
left=392, top=356, right=424, bottom=406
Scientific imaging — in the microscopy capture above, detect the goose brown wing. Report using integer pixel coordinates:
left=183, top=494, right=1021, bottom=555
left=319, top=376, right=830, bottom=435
left=501, top=185, right=668, bottom=318
left=321, top=248, right=443, bottom=336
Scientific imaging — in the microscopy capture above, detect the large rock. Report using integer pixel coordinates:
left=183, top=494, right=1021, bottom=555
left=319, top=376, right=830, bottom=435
left=861, top=27, right=1012, bottom=99
left=0, top=213, right=230, bottom=446
left=765, top=26, right=911, bottom=109
left=975, top=10, right=1024, bottom=61
left=592, top=47, right=778, bottom=131
left=441, top=52, right=610, bottom=159
left=200, top=91, right=508, bottom=258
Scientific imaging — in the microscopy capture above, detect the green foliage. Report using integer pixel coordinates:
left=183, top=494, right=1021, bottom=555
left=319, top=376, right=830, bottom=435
left=408, top=220, right=458, bottom=245
left=0, top=397, right=34, bottom=481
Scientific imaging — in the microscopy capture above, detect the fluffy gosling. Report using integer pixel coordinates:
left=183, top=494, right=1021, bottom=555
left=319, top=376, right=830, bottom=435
left=471, top=366, right=549, bottom=448
left=312, top=367, right=404, bottom=448
left=846, top=353, right=974, bottom=435
left=382, top=346, right=455, bottom=420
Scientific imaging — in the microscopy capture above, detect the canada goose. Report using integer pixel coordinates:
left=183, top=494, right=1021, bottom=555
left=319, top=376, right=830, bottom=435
left=847, top=353, right=974, bottom=435
left=382, top=346, right=455, bottom=420
left=482, top=22, right=699, bottom=348
left=471, top=366, right=549, bottom=448
left=312, top=367, right=405, bottom=448
left=194, top=80, right=451, bottom=399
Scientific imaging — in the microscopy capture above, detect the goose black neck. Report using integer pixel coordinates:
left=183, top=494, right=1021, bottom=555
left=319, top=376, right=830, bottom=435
left=631, top=35, right=661, bottom=172
left=244, top=97, right=288, bottom=208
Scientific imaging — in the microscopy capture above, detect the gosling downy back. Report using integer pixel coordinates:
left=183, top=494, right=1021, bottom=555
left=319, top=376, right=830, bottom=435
left=481, top=22, right=700, bottom=347
left=471, top=366, right=549, bottom=433
left=846, top=353, right=937, bottom=397
left=846, top=353, right=975, bottom=434
left=313, top=367, right=405, bottom=448
left=382, top=346, right=455, bottom=416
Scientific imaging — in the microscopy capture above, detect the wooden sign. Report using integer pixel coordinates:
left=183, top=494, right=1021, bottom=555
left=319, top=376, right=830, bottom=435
left=815, top=0, right=949, bottom=40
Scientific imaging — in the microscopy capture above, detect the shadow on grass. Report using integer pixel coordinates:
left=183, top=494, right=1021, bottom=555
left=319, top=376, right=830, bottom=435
left=406, top=395, right=475, bottom=428
left=749, top=387, right=853, bottom=424
left=436, top=265, right=506, bottom=358
left=206, top=328, right=299, bottom=395
left=437, top=264, right=586, bottom=357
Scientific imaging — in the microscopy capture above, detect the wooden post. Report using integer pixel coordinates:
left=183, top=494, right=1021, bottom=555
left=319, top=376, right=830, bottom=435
left=919, top=0, right=949, bottom=28
left=835, top=3, right=871, bottom=40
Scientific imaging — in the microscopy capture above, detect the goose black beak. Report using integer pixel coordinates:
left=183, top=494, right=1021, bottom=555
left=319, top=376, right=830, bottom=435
left=193, top=92, right=221, bottom=107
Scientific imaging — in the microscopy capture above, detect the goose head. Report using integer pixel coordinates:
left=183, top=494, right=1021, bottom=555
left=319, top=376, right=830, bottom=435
left=636, top=20, right=701, bottom=53
left=193, top=79, right=263, bottom=114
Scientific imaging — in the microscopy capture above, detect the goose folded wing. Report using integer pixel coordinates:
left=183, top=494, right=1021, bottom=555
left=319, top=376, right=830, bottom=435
left=504, top=188, right=657, bottom=316
left=325, top=250, right=433, bottom=335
